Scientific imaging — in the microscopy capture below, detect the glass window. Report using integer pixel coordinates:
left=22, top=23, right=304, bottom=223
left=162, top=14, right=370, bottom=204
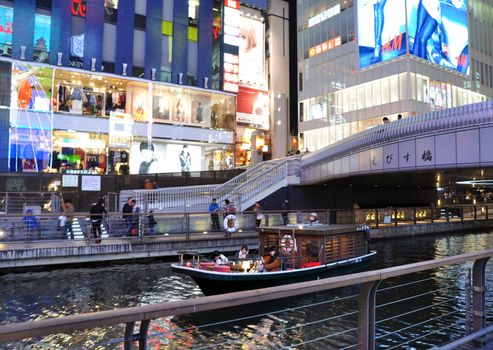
left=188, top=0, right=199, bottom=27
left=33, top=13, right=51, bottom=63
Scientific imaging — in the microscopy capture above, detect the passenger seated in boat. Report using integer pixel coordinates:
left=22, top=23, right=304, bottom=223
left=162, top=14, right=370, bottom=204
left=308, top=212, right=320, bottom=226
left=233, top=245, right=250, bottom=260
left=211, top=250, right=229, bottom=265
left=261, top=246, right=281, bottom=272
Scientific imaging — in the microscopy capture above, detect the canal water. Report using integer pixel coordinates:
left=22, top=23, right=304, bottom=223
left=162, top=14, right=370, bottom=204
left=1, top=230, right=493, bottom=349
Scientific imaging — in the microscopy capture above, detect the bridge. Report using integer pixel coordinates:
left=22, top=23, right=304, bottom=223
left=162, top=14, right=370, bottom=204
left=121, top=100, right=493, bottom=212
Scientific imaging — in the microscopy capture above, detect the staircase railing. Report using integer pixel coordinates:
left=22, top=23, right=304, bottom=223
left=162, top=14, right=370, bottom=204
left=230, top=159, right=290, bottom=211
left=212, top=160, right=283, bottom=202
left=121, top=157, right=301, bottom=212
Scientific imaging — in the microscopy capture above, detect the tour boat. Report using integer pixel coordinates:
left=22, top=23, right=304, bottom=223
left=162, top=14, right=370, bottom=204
left=171, top=224, right=376, bottom=296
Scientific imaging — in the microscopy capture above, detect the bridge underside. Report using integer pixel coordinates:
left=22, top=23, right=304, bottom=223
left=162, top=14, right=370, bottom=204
left=258, top=167, right=492, bottom=210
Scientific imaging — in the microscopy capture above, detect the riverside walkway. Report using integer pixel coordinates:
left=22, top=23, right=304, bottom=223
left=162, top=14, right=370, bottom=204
left=1, top=204, right=492, bottom=270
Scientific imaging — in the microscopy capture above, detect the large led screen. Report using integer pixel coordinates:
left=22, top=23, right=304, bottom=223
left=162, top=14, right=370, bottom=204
left=407, top=0, right=469, bottom=74
left=130, top=141, right=202, bottom=174
left=358, top=0, right=407, bottom=68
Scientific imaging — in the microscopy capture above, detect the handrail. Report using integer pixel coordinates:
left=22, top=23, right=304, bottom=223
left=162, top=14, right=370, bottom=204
left=301, top=100, right=493, bottom=170
left=0, top=249, right=491, bottom=342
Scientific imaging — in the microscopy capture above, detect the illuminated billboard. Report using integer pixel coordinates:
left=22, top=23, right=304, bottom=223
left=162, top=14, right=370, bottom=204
left=358, top=0, right=407, bottom=68
left=236, top=86, right=269, bottom=130
left=407, top=0, right=469, bottom=74
left=238, top=14, right=266, bottom=88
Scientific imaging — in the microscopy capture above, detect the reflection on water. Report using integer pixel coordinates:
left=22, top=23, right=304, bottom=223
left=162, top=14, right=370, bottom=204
left=1, top=230, right=493, bottom=349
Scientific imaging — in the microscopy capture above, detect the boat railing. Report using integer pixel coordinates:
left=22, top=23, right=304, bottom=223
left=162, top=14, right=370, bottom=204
left=0, top=249, right=492, bottom=349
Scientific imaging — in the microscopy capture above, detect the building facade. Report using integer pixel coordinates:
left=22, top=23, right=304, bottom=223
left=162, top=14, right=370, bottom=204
left=0, top=0, right=290, bottom=175
left=297, top=0, right=493, bottom=151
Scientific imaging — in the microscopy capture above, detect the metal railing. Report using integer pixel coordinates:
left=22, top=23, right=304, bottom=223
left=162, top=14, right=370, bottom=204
left=0, top=204, right=491, bottom=242
left=0, top=249, right=491, bottom=349
left=119, top=157, right=301, bottom=213
left=301, top=100, right=493, bottom=173
left=0, top=192, right=61, bottom=214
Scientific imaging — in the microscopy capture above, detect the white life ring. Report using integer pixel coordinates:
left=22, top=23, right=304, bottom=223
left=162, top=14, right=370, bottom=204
left=223, top=214, right=239, bottom=233
left=280, top=234, right=295, bottom=254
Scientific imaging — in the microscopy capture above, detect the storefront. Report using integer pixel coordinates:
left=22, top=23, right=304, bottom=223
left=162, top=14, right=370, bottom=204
left=7, top=61, right=237, bottom=174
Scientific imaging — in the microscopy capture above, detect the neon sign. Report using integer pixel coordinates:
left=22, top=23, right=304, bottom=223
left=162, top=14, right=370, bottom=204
left=308, top=4, right=340, bottom=28
left=72, top=0, right=87, bottom=17
left=308, top=36, right=341, bottom=58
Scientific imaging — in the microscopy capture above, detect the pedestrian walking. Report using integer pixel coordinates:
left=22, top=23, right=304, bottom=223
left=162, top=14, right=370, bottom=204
left=122, top=197, right=134, bottom=236
left=253, top=202, right=263, bottom=228
left=147, top=210, right=156, bottom=235
left=63, top=199, right=75, bottom=239
left=281, top=199, right=290, bottom=225
left=90, top=197, right=107, bottom=243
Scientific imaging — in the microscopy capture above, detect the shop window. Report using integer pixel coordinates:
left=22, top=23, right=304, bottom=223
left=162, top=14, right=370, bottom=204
left=187, top=75, right=197, bottom=86
left=0, top=61, right=11, bottom=107
left=104, top=0, right=118, bottom=24
left=134, top=14, right=146, bottom=31
left=102, top=61, right=115, bottom=74
left=12, top=62, right=53, bottom=112
left=36, top=0, right=51, bottom=10
left=33, top=13, right=51, bottom=63
left=188, top=0, right=199, bottom=27
left=160, top=70, right=171, bottom=82
left=132, top=66, right=145, bottom=79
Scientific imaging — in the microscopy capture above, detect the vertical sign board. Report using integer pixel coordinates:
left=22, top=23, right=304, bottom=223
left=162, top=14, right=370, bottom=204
left=222, top=0, right=240, bottom=93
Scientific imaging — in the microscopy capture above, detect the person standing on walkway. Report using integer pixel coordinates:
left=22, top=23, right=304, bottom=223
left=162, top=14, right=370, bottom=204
left=63, top=199, right=75, bottom=239
left=147, top=210, right=157, bottom=235
left=90, top=197, right=107, bottom=243
left=253, top=202, right=263, bottom=227
left=122, top=197, right=134, bottom=236
left=23, top=209, right=41, bottom=240
left=281, top=199, right=290, bottom=225
left=209, top=198, right=220, bottom=231
left=131, top=199, right=141, bottom=236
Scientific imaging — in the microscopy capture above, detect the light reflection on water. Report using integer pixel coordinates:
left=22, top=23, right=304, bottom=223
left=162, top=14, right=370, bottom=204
left=1, top=230, right=493, bottom=349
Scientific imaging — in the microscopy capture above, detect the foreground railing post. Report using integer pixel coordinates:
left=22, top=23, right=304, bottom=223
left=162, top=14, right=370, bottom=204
left=472, top=257, right=490, bottom=335
left=123, top=319, right=150, bottom=350
left=375, top=209, right=379, bottom=229
left=124, top=321, right=136, bottom=350
left=358, top=280, right=380, bottom=350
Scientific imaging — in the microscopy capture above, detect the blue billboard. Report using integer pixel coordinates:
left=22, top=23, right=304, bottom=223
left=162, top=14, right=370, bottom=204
left=358, top=0, right=469, bottom=74
left=407, top=0, right=469, bottom=74
left=358, top=0, right=407, bottom=68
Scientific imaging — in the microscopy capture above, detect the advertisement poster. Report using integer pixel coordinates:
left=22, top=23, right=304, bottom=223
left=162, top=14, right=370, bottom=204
left=167, top=144, right=202, bottom=172
left=129, top=141, right=202, bottom=174
left=238, top=14, right=266, bottom=88
left=153, top=95, right=171, bottom=121
left=407, top=0, right=469, bottom=74
left=358, top=0, right=407, bottom=68
left=129, top=141, right=167, bottom=174
left=172, top=93, right=191, bottom=123
left=11, top=63, right=53, bottom=112
left=191, top=96, right=211, bottom=126
left=236, top=86, right=269, bottom=130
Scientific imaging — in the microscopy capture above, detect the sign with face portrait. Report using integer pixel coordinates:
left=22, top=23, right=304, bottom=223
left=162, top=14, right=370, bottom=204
left=238, top=14, right=266, bottom=88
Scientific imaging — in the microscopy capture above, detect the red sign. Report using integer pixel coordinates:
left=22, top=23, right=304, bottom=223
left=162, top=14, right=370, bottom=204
left=236, top=86, right=269, bottom=129
left=72, top=0, right=87, bottom=17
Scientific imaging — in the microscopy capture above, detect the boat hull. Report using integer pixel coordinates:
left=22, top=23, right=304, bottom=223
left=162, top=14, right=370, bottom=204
left=172, top=251, right=377, bottom=296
